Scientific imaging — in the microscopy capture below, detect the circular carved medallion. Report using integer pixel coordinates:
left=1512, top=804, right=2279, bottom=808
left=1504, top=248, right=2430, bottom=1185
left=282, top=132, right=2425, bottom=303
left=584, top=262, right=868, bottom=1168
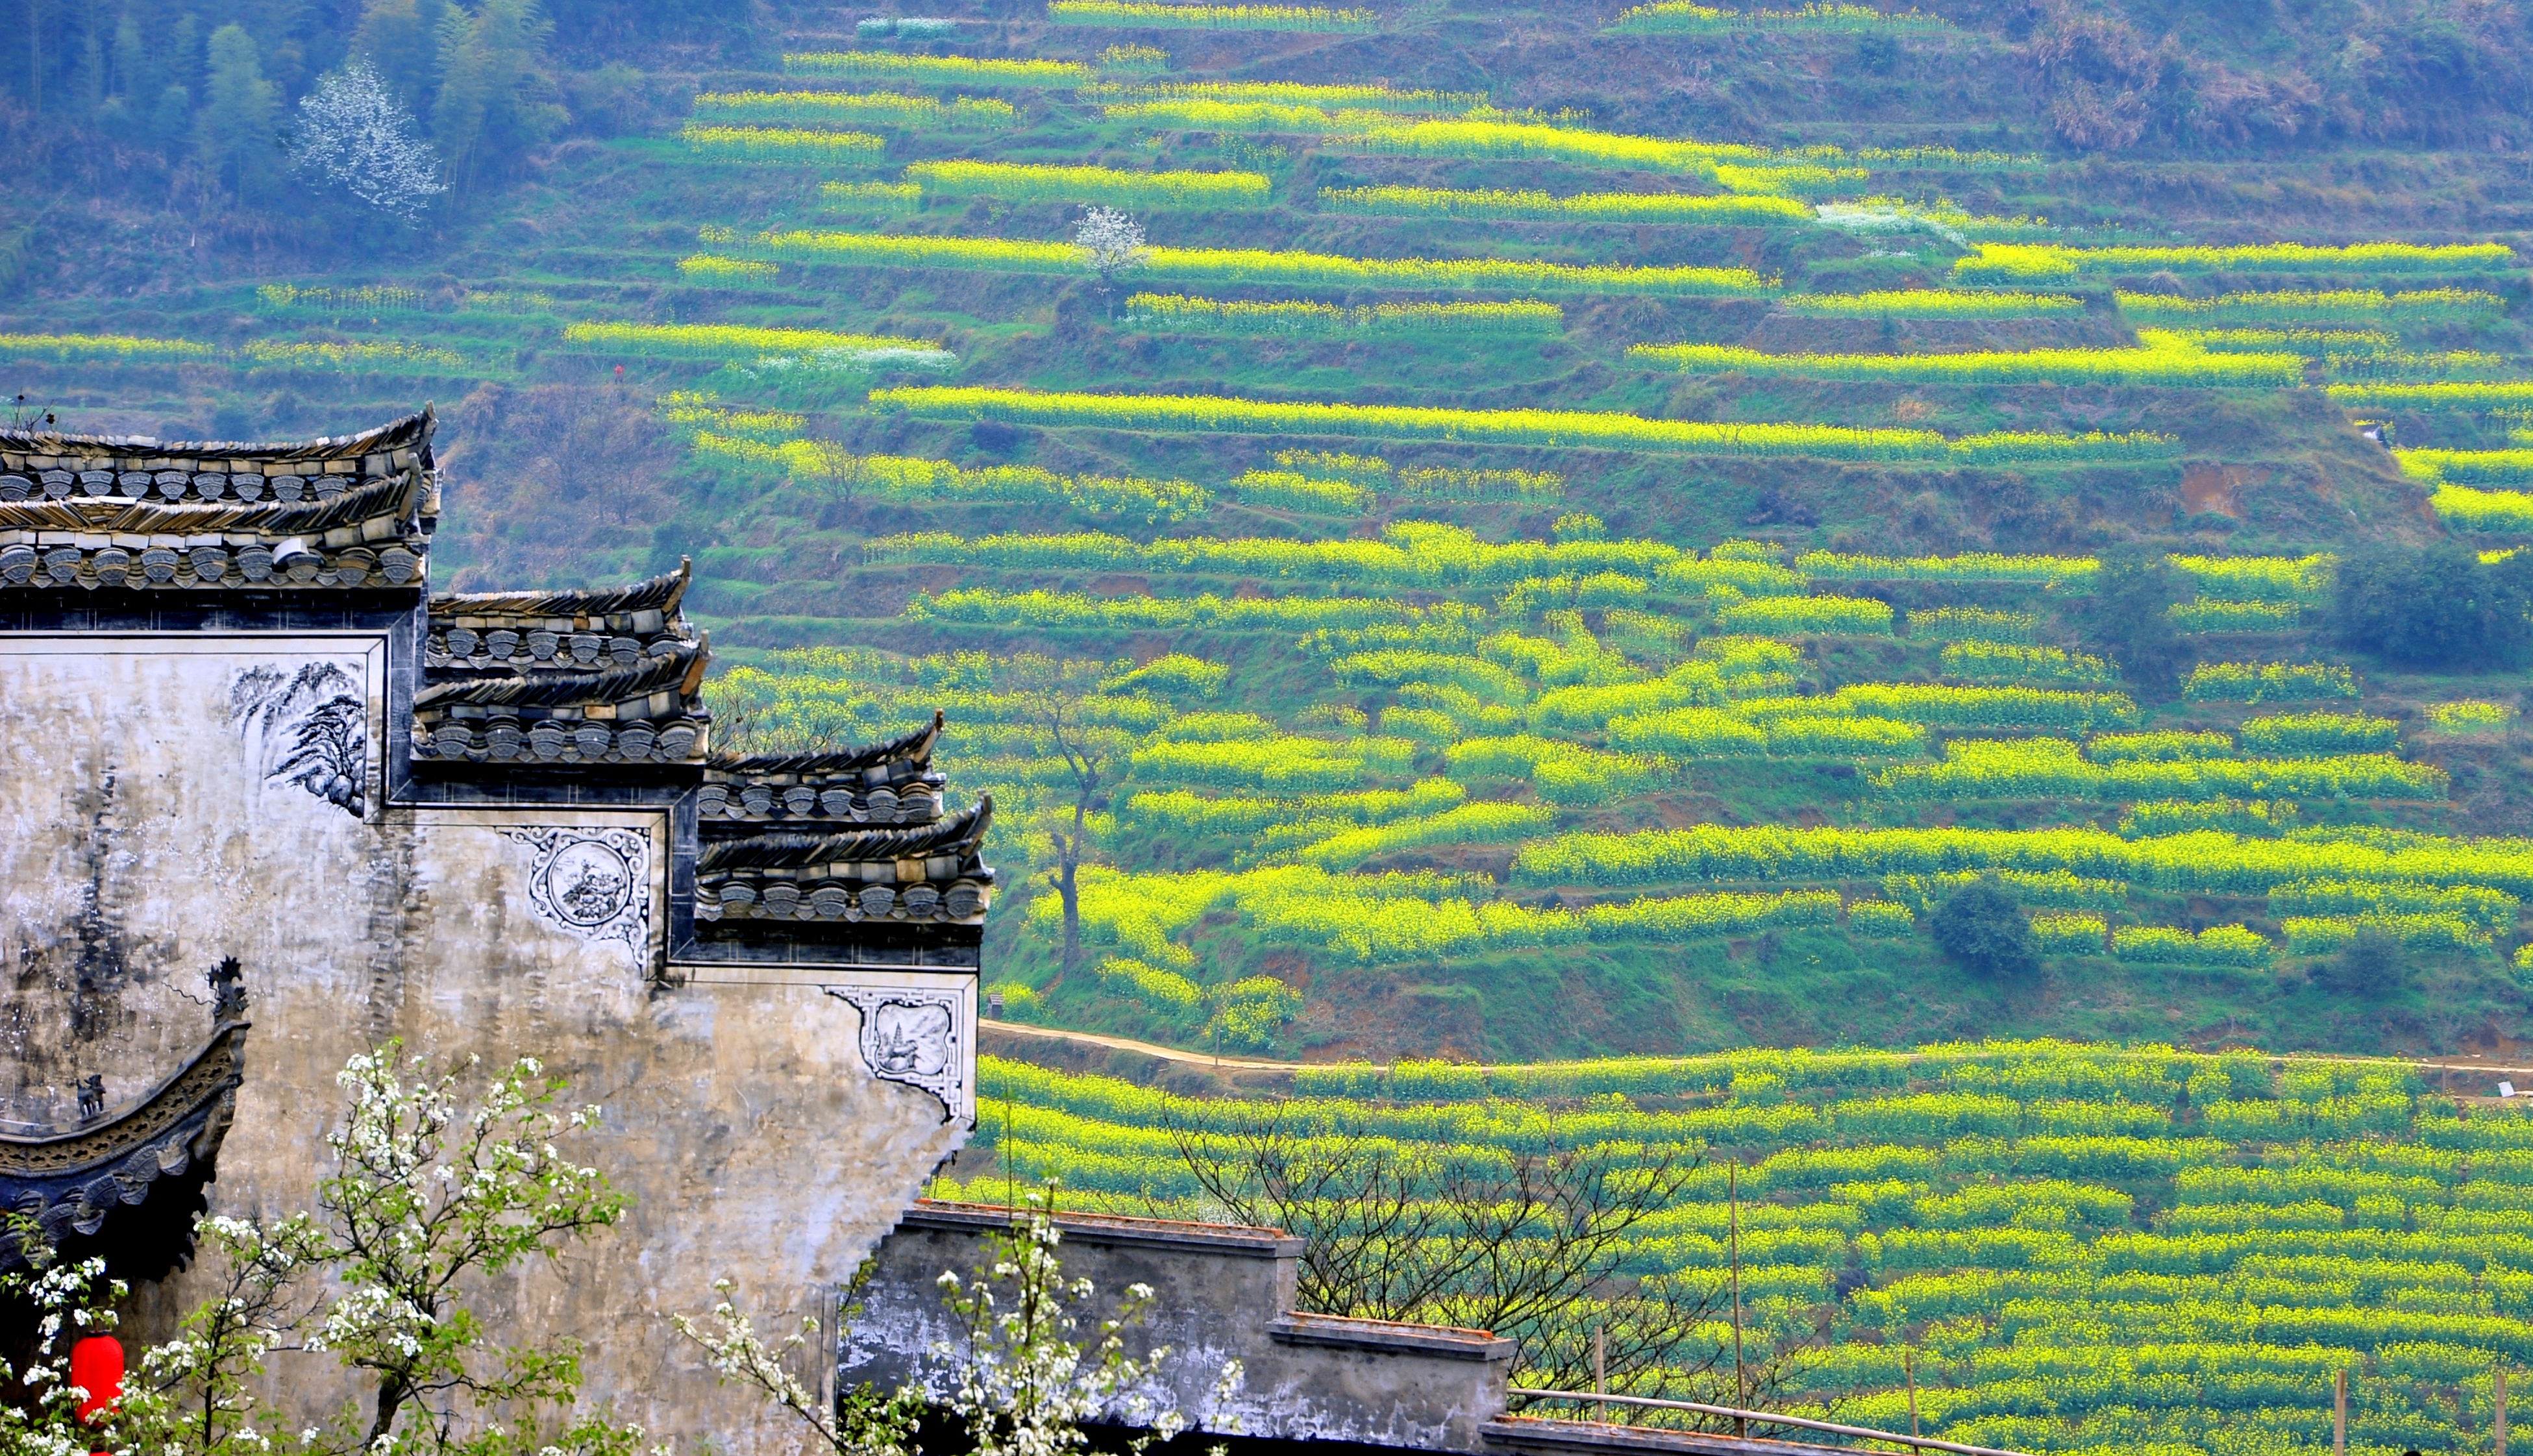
left=547, top=840, right=633, bottom=928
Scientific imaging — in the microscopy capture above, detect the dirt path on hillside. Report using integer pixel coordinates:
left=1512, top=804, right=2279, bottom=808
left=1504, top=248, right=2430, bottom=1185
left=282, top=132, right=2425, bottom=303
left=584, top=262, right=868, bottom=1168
left=980, top=1019, right=2533, bottom=1096
left=980, top=1018, right=1307, bottom=1071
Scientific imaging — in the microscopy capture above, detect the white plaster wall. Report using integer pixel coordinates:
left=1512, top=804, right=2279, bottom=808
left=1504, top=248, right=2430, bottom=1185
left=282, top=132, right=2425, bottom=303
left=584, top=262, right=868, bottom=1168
left=0, top=635, right=967, bottom=1453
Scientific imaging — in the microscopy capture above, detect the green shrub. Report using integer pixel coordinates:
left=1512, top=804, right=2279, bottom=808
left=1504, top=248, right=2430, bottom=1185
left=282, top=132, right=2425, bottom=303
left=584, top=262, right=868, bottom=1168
left=1931, top=876, right=2040, bottom=978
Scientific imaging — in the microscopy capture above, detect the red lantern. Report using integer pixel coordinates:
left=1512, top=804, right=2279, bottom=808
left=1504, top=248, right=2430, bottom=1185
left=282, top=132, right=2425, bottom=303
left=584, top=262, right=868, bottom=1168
left=70, top=1335, right=122, bottom=1423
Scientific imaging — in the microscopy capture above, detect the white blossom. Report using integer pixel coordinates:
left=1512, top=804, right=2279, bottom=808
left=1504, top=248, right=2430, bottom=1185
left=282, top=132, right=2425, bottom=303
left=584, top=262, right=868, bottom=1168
left=1073, top=206, right=1150, bottom=279
left=287, top=59, right=449, bottom=221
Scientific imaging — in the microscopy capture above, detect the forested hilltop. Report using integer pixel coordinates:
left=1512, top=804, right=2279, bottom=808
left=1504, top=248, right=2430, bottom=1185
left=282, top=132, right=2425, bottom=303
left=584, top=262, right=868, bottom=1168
left=6, top=0, right=2533, bottom=1060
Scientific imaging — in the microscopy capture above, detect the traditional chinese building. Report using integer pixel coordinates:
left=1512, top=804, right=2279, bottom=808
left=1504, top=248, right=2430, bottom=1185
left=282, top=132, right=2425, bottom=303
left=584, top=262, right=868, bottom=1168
left=0, top=408, right=990, bottom=1445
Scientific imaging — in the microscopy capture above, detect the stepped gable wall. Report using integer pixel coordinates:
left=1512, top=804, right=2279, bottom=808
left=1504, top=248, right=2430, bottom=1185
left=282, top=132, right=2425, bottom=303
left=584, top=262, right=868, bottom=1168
left=0, top=408, right=985, bottom=1449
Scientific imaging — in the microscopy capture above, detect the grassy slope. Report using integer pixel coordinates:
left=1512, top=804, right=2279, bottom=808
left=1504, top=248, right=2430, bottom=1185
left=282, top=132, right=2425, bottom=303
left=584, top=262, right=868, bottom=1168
left=5, top=3, right=2533, bottom=1060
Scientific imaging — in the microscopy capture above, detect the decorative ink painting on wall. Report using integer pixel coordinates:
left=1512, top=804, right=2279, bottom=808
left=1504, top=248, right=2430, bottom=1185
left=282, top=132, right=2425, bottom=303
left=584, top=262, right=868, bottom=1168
left=0, top=634, right=386, bottom=1132
left=229, top=661, right=371, bottom=817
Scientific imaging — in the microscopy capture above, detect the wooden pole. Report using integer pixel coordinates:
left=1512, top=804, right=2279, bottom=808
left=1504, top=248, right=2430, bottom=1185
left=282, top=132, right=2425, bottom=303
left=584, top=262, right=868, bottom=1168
left=1729, top=1163, right=1746, bottom=1439
left=1904, top=1348, right=1920, bottom=1439
left=2334, top=1368, right=2347, bottom=1456
left=1593, top=1325, right=1607, bottom=1425
left=2499, top=1363, right=2510, bottom=1456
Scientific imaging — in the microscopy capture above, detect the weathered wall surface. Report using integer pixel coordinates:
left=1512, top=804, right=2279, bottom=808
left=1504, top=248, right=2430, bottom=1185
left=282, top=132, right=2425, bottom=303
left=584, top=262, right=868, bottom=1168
left=0, top=632, right=970, bottom=1453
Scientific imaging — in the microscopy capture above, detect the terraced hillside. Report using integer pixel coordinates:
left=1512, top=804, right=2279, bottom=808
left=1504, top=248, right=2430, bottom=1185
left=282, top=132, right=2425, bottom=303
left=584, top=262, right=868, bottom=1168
left=8, top=1, right=2533, bottom=1058
left=949, top=1039, right=2533, bottom=1456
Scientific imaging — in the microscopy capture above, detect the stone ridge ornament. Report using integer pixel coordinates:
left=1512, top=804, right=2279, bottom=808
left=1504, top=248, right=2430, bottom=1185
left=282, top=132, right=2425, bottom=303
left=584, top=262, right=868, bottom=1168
left=503, top=827, right=652, bottom=952
left=826, top=986, right=966, bottom=1119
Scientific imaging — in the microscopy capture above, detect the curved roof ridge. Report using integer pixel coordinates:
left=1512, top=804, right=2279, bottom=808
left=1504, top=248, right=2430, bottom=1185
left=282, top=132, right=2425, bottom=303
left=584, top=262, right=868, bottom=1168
left=431, top=558, right=692, bottom=620
left=0, top=406, right=434, bottom=464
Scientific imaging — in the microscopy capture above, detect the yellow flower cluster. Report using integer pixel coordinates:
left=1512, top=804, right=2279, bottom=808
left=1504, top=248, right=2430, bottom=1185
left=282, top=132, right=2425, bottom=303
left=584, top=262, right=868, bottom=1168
left=2391, top=448, right=2533, bottom=486
left=256, top=283, right=426, bottom=311
left=675, top=254, right=779, bottom=283
left=1344, top=115, right=1766, bottom=175
left=2425, top=702, right=2517, bottom=734
left=2429, top=484, right=2533, bottom=535
left=1870, top=737, right=2444, bottom=804
left=678, top=125, right=885, bottom=160
left=758, top=228, right=1775, bottom=295
left=2182, top=661, right=2360, bottom=703
left=1961, top=241, right=2515, bottom=282
left=1627, top=332, right=2303, bottom=387
left=0, top=332, right=216, bottom=362
left=231, top=340, right=467, bottom=370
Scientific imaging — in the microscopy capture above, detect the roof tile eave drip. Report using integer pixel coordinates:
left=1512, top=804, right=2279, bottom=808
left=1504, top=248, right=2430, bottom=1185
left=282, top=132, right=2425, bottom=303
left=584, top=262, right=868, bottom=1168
left=0, top=467, right=425, bottom=536
left=710, top=710, right=945, bottom=776
left=412, top=647, right=700, bottom=709
left=697, top=798, right=993, bottom=872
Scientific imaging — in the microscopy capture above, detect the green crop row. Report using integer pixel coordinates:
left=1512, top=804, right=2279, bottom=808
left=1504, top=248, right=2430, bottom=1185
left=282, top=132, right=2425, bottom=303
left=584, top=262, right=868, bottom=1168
left=2115, top=288, right=2506, bottom=323
left=1627, top=332, right=2304, bottom=387
left=1089, top=79, right=1481, bottom=111
left=906, top=159, right=1274, bottom=206
left=756, top=228, right=1777, bottom=295
left=2183, top=661, right=2361, bottom=702
left=679, top=124, right=885, bottom=160
left=1122, top=292, right=1564, bottom=337
left=1777, top=290, right=2084, bottom=317
left=1868, top=739, right=2446, bottom=804
left=2282, top=913, right=2491, bottom=954
left=1607, top=2, right=1951, bottom=33
left=867, top=386, right=2177, bottom=461
left=1316, top=184, right=1812, bottom=225
left=782, top=50, right=1094, bottom=86
left=1958, top=241, right=2515, bottom=281
left=867, top=521, right=1673, bottom=586
left=2430, top=484, right=2533, bottom=535
left=906, top=587, right=1433, bottom=632
left=1046, top=0, right=1379, bottom=30
left=1798, top=551, right=2092, bottom=584
left=1941, top=643, right=2112, bottom=685
left=690, top=90, right=1018, bottom=130
left=1508, top=821, right=2533, bottom=895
